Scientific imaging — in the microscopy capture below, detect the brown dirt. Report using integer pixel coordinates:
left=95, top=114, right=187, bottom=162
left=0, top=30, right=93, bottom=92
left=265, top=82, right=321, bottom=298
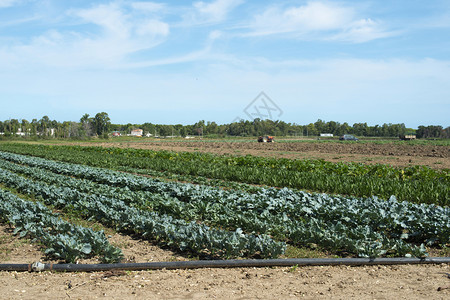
left=1, top=225, right=449, bottom=299
left=1, top=264, right=449, bottom=299
left=0, top=225, right=187, bottom=265
left=82, top=141, right=450, bottom=169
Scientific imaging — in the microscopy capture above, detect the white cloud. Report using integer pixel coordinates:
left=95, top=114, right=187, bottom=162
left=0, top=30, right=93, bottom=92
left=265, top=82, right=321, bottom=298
left=136, top=19, right=169, bottom=36
left=283, top=2, right=353, bottom=31
left=119, top=30, right=221, bottom=68
left=131, top=2, right=165, bottom=13
left=0, top=15, right=42, bottom=27
left=1, top=2, right=170, bottom=68
left=331, top=18, right=396, bottom=43
left=192, top=0, right=243, bottom=23
left=74, top=3, right=170, bottom=38
left=0, top=0, right=19, bottom=8
left=245, top=1, right=395, bottom=43
left=75, top=3, right=130, bottom=38
left=208, top=30, right=222, bottom=40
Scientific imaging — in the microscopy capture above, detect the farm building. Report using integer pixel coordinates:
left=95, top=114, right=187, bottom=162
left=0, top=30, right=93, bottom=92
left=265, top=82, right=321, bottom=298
left=112, top=131, right=121, bottom=137
left=130, top=129, right=143, bottom=137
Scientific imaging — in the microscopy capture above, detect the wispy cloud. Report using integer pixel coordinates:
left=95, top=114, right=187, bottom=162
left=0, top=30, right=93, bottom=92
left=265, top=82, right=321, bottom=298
left=119, top=47, right=210, bottom=69
left=243, top=1, right=395, bottom=43
left=130, top=2, right=166, bottom=13
left=331, top=18, right=396, bottom=43
left=1, top=1, right=170, bottom=68
left=0, top=0, right=20, bottom=8
left=119, top=30, right=223, bottom=69
left=0, top=15, right=42, bottom=27
left=73, top=2, right=170, bottom=41
left=187, top=0, right=244, bottom=24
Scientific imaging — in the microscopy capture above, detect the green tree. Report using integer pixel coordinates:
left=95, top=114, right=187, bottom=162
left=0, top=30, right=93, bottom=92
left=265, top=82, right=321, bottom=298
left=30, top=119, right=38, bottom=136
left=80, top=113, right=92, bottom=137
left=9, top=119, right=20, bottom=135
left=353, top=123, right=368, bottom=136
left=20, top=119, right=29, bottom=136
left=38, top=116, right=51, bottom=136
left=92, top=112, right=111, bottom=136
left=314, top=119, right=326, bottom=134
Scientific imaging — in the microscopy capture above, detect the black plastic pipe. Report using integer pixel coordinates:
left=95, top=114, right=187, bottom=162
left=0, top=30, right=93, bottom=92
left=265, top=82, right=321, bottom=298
left=0, top=264, right=30, bottom=272
left=1, top=257, right=449, bottom=273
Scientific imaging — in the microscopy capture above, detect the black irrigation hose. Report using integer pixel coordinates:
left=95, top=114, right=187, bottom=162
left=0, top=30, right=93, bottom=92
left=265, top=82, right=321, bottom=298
left=1, top=257, right=449, bottom=273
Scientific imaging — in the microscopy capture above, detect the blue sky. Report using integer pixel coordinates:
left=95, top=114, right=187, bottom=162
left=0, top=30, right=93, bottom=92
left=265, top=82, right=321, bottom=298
left=0, top=0, right=449, bottom=127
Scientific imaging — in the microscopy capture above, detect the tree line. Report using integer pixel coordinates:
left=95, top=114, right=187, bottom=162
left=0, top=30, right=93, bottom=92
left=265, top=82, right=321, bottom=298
left=117, top=119, right=449, bottom=139
left=0, top=112, right=111, bottom=139
left=0, top=113, right=448, bottom=139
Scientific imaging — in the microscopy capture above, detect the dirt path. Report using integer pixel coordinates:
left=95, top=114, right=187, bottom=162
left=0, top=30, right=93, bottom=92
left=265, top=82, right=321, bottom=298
left=1, top=264, right=449, bottom=299
left=1, top=225, right=449, bottom=299
left=77, top=141, right=450, bottom=169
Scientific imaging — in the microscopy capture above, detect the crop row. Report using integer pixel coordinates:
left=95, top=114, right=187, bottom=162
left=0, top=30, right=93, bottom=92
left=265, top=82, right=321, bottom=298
left=0, top=157, right=426, bottom=258
left=0, top=189, right=122, bottom=263
left=0, top=165, right=285, bottom=259
left=0, top=143, right=447, bottom=205
left=1, top=152, right=447, bottom=257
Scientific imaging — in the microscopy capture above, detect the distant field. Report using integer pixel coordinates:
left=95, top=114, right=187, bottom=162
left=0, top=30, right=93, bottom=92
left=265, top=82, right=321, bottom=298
left=4, top=135, right=450, bottom=146
left=20, top=136, right=447, bottom=170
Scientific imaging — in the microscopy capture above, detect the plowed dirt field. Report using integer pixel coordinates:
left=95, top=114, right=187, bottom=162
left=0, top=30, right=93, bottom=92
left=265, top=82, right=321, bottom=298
left=87, top=140, right=450, bottom=169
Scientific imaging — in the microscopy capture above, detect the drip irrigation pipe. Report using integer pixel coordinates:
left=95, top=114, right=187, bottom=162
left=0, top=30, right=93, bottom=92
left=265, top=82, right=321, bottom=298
left=1, top=257, right=449, bottom=273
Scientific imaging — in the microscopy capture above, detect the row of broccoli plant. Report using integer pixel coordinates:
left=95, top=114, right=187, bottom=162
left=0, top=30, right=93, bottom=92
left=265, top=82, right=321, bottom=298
left=0, top=152, right=447, bottom=257
left=0, top=167, right=285, bottom=259
left=0, top=157, right=425, bottom=258
left=0, top=189, right=123, bottom=263
left=1, top=151, right=446, bottom=245
left=0, top=153, right=445, bottom=257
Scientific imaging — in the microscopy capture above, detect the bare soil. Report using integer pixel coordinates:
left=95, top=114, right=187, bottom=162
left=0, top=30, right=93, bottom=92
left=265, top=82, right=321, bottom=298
left=1, top=264, right=449, bottom=299
left=1, top=225, right=449, bottom=299
left=85, top=141, right=450, bottom=169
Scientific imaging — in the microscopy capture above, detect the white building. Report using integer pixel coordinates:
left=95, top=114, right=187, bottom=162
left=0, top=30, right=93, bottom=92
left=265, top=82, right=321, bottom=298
left=130, top=129, right=143, bottom=137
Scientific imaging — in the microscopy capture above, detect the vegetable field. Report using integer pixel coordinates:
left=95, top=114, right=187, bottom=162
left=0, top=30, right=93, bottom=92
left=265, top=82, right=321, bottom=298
left=0, top=145, right=448, bottom=263
left=0, top=143, right=447, bottom=205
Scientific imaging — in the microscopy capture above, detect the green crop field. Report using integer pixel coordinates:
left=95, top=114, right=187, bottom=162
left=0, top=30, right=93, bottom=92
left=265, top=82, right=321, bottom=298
left=0, top=143, right=447, bottom=205
left=0, top=142, right=448, bottom=263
